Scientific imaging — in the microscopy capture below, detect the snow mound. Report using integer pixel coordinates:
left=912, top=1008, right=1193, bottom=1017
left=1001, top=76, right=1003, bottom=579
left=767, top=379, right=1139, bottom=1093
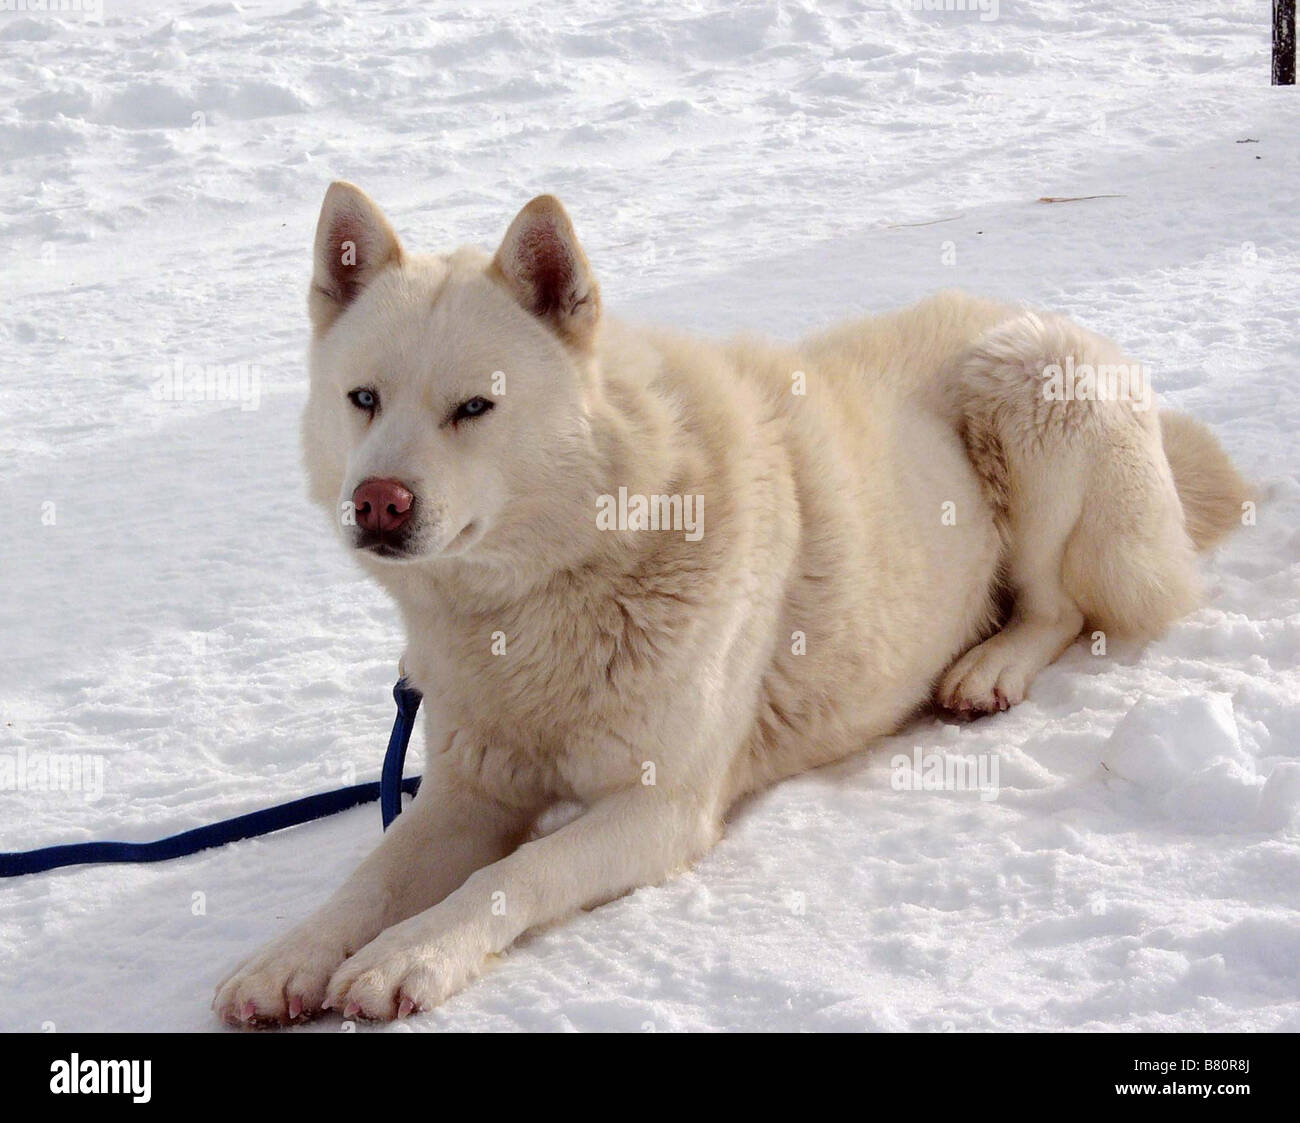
left=1103, top=693, right=1298, bottom=832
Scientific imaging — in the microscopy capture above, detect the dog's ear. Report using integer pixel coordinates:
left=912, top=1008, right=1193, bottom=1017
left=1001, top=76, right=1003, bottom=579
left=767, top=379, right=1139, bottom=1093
left=309, top=181, right=404, bottom=335
left=490, top=195, right=600, bottom=350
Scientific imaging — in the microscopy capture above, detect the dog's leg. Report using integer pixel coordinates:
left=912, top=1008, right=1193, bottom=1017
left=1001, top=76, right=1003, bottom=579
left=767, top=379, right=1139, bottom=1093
left=323, top=785, right=721, bottom=1019
left=939, top=479, right=1084, bottom=713
left=940, top=310, right=1201, bottom=715
left=214, top=771, right=526, bottom=1025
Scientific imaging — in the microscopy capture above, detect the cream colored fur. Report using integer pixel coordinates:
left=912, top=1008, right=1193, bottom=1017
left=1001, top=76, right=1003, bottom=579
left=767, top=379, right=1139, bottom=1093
left=214, top=185, right=1249, bottom=1024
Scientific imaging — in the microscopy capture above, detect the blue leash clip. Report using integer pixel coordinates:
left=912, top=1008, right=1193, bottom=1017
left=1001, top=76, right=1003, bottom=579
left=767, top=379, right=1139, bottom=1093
left=381, top=676, right=423, bottom=828
left=0, top=674, right=423, bottom=878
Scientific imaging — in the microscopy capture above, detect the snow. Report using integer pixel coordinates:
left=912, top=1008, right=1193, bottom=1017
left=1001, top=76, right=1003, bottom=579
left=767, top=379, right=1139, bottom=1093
left=1, top=0, right=1298, bottom=1032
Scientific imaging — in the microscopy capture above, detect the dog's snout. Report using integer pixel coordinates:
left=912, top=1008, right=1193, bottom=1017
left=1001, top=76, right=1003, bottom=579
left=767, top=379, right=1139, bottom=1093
left=353, top=479, right=414, bottom=534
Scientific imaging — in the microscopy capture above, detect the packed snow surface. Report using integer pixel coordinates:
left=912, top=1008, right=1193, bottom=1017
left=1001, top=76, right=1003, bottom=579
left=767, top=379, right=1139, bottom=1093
left=1, top=0, right=1298, bottom=1031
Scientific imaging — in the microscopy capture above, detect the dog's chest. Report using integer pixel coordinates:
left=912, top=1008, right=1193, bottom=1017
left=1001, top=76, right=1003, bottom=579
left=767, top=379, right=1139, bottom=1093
left=408, top=575, right=695, bottom=804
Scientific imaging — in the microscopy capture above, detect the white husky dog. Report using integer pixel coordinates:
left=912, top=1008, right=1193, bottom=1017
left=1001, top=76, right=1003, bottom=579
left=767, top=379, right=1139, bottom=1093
left=215, top=184, right=1248, bottom=1024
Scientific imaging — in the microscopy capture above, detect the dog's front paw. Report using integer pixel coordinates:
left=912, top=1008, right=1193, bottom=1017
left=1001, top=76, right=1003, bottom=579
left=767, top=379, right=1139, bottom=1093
left=324, top=922, right=484, bottom=1021
left=213, top=925, right=352, bottom=1028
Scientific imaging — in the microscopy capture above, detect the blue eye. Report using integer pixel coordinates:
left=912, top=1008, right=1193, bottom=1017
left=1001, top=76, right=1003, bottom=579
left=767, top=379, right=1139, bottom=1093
left=453, top=396, right=495, bottom=423
left=348, top=388, right=378, bottom=412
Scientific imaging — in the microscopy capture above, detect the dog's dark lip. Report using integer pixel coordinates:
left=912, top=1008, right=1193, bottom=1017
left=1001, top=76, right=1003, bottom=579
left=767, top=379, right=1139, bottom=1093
left=354, top=532, right=418, bottom=560
left=354, top=523, right=478, bottom=560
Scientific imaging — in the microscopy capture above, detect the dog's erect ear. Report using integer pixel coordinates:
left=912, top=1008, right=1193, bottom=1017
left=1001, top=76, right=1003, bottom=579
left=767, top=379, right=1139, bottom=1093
left=490, top=195, right=600, bottom=350
left=309, top=181, right=403, bottom=335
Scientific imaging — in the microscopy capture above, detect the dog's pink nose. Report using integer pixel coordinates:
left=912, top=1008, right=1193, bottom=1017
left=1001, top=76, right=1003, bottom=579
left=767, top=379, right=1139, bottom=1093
left=353, top=479, right=414, bottom=533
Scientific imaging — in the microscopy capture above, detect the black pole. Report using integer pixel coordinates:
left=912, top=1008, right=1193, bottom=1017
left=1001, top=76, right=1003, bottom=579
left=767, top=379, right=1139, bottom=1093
left=1276, top=0, right=1297, bottom=85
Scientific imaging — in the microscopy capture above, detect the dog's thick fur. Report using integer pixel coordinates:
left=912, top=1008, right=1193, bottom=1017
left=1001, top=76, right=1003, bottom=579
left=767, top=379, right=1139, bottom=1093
left=215, top=185, right=1249, bottom=1024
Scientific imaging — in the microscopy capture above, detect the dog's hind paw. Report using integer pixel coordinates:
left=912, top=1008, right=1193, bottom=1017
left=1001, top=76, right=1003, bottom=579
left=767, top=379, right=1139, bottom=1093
left=938, top=639, right=1029, bottom=716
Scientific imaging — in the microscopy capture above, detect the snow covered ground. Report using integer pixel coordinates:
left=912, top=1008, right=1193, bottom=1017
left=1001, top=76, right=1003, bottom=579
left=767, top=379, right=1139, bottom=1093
left=2, top=0, right=1298, bottom=1032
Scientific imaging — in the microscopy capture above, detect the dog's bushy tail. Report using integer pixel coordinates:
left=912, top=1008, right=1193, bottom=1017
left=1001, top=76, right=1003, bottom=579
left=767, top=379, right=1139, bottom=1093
left=1159, top=411, right=1252, bottom=552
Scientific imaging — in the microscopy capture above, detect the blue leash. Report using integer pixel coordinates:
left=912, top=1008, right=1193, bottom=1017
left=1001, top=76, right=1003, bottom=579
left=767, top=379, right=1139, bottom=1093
left=0, top=678, right=423, bottom=879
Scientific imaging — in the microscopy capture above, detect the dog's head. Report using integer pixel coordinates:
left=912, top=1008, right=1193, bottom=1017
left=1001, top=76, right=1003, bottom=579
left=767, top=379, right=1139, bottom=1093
left=302, top=183, right=604, bottom=572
